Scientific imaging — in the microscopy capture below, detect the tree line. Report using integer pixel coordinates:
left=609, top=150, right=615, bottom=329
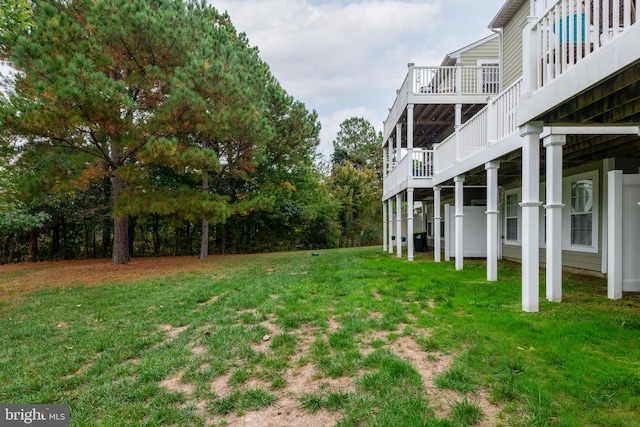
left=0, top=0, right=382, bottom=264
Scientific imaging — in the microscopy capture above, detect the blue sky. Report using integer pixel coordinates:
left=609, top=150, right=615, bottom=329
left=211, top=0, right=508, bottom=161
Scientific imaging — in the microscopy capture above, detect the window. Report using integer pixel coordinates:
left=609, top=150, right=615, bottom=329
left=562, top=170, right=599, bottom=253
left=505, top=192, right=519, bottom=242
left=570, top=179, right=593, bottom=246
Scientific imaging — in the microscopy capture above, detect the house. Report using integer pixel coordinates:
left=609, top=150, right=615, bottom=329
left=382, top=0, right=640, bottom=312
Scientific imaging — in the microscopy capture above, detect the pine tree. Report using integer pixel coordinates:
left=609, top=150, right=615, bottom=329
left=1, top=0, right=220, bottom=263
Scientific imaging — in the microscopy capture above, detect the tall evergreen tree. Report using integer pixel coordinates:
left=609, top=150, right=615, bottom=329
left=1, top=0, right=236, bottom=263
left=331, top=117, right=383, bottom=175
left=330, top=117, right=383, bottom=246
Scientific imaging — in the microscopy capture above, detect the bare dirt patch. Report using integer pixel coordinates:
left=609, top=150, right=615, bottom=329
left=158, top=324, right=189, bottom=341
left=191, top=345, right=207, bottom=356
left=198, top=295, right=219, bottom=306
left=216, top=396, right=340, bottom=427
left=326, top=317, right=341, bottom=333
left=62, top=361, right=94, bottom=379
left=0, top=255, right=252, bottom=304
left=160, top=372, right=196, bottom=396
left=210, top=372, right=232, bottom=397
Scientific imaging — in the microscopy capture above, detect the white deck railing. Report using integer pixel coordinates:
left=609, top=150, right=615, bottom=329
left=433, top=78, right=523, bottom=175
left=411, top=149, right=434, bottom=178
left=413, top=66, right=500, bottom=95
left=493, top=79, right=522, bottom=141
left=433, top=134, right=456, bottom=175
left=384, top=148, right=434, bottom=193
left=534, top=0, right=638, bottom=87
left=384, top=64, right=501, bottom=139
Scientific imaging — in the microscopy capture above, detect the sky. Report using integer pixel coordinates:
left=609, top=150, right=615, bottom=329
left=210, top=0, right=508, bottom=162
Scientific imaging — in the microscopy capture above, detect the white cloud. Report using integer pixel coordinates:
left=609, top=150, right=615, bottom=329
left=212, top=0, right=441, bottom=104
left=210, top=0, right=505, bottom=159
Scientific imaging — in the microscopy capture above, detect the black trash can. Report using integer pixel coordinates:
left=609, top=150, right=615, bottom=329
left=413, top=232, right=428, bottom=252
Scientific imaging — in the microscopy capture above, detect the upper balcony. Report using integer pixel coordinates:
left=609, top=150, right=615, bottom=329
left=383, top=0, right=639, bottom=198
left=520, top=0, right=639, bottom=122
left=383, top=64, right=501, bottom=143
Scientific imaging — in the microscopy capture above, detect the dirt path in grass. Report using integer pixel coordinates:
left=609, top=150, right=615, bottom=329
left=0, top=255, right=251, bottom=303
left=2, top=256, right=502, bottom=425
left=159, top=316, right=501, bottom=426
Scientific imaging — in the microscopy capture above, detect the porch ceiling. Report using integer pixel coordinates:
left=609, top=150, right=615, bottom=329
left=432, top=60, right=640, bottom=191
left=540, top=59, right=640, bottom=163
left=398, top=103, right=486, bottom=149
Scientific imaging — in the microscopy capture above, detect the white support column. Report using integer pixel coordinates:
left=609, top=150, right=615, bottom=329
left=520, top=122, right=543, bottom=312
left=455, top=104, right=463, bottom=161
left=388, top=137, right=394, bottom=171
left=396, top=194, right=403, bottom=258
left=543, top=135, right=566, bottom=302
left=383, top=145, right=388, bottom=177
left=396, top=124, right=402, bottom=163
left=388, top=199, right=394, bottom=255
left=434, top=186, right=442, bottom=262
left=407, top=189, right=414, bottom=261
left=486, top=161, right=500, bottom=281
left=407, top=104, right=414, bottom=150
left=382, top=200, right=388, bottom=252
left=486, top=98, right=497, bottom=145
left=407, top=104, right=414, bottom=181
left=608, top=170, right=623, bottom=300
left=444, top=204, right=451, bottom=261
left=522, top=16, right=539, bottom=96
left=454, top=175, right=465, bottom=271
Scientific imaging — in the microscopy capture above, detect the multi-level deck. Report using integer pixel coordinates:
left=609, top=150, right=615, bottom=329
left=382, top=0, right=640, bottom=311
left=382, top=63, right=501, bottom=201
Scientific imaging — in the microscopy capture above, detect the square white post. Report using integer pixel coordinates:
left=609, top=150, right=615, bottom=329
left=608, top=170, right=623, bottom=300
left=382, top=201, right=388, bottom=252
left=396, top=124, right=402, bottom=163
left=543, top=135, right=566, bottom=302
left=455, top=175, right=465, bottom=271
left=407, top=189, right=414, bottom=261
left=396, top=194, right=403, bottom=258
left=434, top=186, right=442, bottom=262
left=455, top=104, right=462, bottom=161
left=407, top=104, right=414, bottom=150
left=407, top=104, right=414, bottom=181
left=444, top=204, right=451, bottom=262
left=520, top=122, right=543, bottom=312
left=383, top=145, right=388, bottom=177
left=486, top=161, right=500, bottom=281
left=407, top=104, right=414, bottom=261
left=388, top=199, right=394, bottom=255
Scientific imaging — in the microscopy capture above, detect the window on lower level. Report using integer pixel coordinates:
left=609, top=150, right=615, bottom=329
left=505, top=192, right=519, bottom=242
left=570, top=179, right=593, bottom=246
left=562, top=170, right=598, bottom=253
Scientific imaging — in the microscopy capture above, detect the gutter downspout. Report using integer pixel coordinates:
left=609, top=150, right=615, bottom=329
left=490, top=27, right=504, bottom=92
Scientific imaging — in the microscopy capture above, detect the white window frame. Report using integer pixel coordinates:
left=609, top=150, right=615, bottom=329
left=562, top=170, right=599, bottom=253
left=504, top=189, right=521, bottom=245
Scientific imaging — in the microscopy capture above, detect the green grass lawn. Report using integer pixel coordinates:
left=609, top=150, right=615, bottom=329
left=1, top=247, right=639, bottom=426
